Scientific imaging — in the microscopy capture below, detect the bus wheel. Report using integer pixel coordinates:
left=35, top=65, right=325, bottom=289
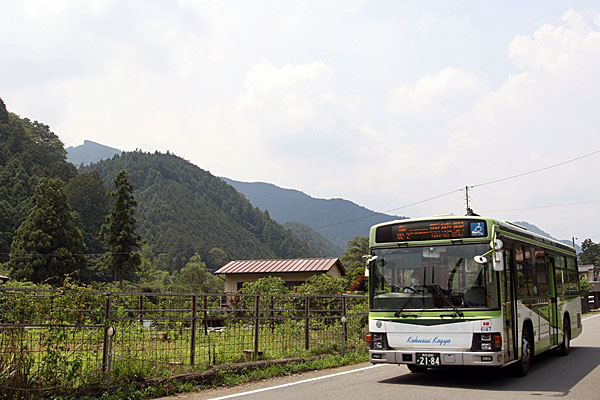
left=515, top=327, right=533, bottom=377
left=558, top=318, right=570, bottom=356
left=407, top=364, right=427, bottom=373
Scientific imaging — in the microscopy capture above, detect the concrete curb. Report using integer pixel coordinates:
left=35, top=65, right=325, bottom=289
left=147, top=354, right=331, bottom=386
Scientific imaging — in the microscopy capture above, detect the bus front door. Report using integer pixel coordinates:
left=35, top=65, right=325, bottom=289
left=503, top=249, right=518, bottom=361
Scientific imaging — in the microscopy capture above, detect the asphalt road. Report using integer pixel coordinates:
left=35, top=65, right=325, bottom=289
left=164, top=313, right=600, bottom=400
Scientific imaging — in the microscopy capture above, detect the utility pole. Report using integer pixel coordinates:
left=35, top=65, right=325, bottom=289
left=465, top=186, right=476, bottom=215
left=465, top=186, right=470, bottom=213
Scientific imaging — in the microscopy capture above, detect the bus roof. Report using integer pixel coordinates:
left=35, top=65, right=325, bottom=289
left=370, top=215, right=576, bottom=255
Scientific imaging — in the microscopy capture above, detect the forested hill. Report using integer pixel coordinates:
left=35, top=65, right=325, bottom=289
left=0, top=98, right=77, bottom=262
left=221, top=178, right=407, bottom=249
left=283, top=221, right=344, bottom=257
left=84, top=151, right=319, bottom=272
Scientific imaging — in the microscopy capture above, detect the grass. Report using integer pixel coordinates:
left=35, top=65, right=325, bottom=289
left=55, top=351, right=369, bottom=400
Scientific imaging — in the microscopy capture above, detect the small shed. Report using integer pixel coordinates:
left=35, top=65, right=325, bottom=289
left=215, top=258, right=345, bottom=293
left=579, top=264, right=595, bottom=282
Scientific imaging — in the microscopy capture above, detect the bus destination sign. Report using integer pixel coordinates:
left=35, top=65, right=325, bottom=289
left=375, top=219, right=487, bottom=243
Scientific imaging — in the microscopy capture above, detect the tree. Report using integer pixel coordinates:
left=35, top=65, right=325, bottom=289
left=238, top=276, right=289, bottom=295
left=8, top=178, right=86, bottom=283
left=101, top=170, right=142, bottom=289
left=340, top=236, right=369, bottom=274
left=177, top=253, right=223, bottom=293
left=206, top=247, right=229, bottom=273
left=347, top=266, right=368, bottom=293
left=579, top=275, right=593, bottom=297
left=0, top=97, right=8, bottom=124
left=579, top=239, right=600, bottom=265
left=65, top=171, right=109, bottom=254
left=293, top=274, right=344, bottom=295
left=136, top=244, right=171, bottom=289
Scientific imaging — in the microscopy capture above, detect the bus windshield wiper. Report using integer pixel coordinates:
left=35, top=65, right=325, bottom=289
left=394, top=290, right=418, bottom=317
left=429, top=284, right=463, bottom=317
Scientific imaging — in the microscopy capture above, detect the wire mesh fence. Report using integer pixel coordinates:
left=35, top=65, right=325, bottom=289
left=0, top=287, right=368, bottom=396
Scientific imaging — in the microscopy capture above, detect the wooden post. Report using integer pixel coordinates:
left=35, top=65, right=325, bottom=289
left=102, top=294, right=111, bottom=372
left=305, top=296, right=310, bottom=351
left=139, top=295, right=144, bottom=325
left=254, top=295, right=261, bottom=359
left=203, top=295, right=208, bottom=335
left=342, top=296, right=348, bottom=342
left=270, top=295, right=275, bottom=333
left=190, top=295, right=197, bottom=365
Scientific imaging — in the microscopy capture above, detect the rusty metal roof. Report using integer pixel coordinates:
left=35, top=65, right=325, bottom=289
left=215, top=258, right=345, bottom=276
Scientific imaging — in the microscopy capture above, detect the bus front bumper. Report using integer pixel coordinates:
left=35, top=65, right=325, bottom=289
left=369, top=349, right=504, bottom=367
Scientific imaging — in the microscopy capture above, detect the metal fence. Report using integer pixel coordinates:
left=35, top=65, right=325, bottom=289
left=0, top=287, right=368, bottom=396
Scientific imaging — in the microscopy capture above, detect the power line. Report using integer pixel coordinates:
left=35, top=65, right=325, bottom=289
left=471, top=149, right=600, bottom=188
left=312, top=188, right=463, bottom=230
left=313, top=149, right=600, bottom=231
left=482, top=200, right=600, bottom=213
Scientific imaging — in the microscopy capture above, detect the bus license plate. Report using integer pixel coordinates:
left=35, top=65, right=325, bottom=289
left=415, top=353, right=441, bottom=366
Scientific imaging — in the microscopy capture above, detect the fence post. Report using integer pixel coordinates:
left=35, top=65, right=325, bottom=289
left=342, top=295, right=348, bottom=342
left=341, top=296, right=347, bottom=356
left=254, top=295, right=261, bottom=359
left=305, top=296, right=310, bottom=351
left=190, top=295, right=197, bottom=365
left=139, top=295, right=144, bottom=325
left=106, top=326, right=114, bottom=391
left=270, top=295, right=275, bottom=333
left=203, top=295, right=209, bottom=335
left=102, top=294, right=112, bottom=372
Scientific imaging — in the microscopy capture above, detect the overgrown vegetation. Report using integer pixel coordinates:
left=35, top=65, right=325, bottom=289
left=0, top=98, right=372, bottom=399
left=0, top=281, right=368, bottom=399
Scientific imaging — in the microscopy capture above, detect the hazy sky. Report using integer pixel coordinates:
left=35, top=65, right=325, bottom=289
left=2, top=1, right=600, bottom=244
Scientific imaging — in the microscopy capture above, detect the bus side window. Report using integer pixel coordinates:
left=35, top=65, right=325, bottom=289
left=515, top=246, right=527, bottom=298
left=523, top=247, right=536, bottom=296
left=566, top=257, right=579, bottom=295
left=554, top=256, right=566, bottom=297
left=534, top=249, right=548, bottom=295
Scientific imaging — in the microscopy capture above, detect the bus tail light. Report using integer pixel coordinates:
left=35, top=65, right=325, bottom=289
left=494, top=334, right=502, bottom=350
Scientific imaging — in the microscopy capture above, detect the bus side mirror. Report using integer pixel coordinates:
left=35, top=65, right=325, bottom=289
left=493, top=251, right=504, bottom=271
left=364, top=255, right=377, bottom=277
left=474, top=255, right=487, bottom=264
left=490, top=237, right=504, bottom=271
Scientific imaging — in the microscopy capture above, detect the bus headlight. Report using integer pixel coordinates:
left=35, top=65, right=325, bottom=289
left=370, top=333, right=388, bottom=350
left=472, top=333, right=502, bottom=351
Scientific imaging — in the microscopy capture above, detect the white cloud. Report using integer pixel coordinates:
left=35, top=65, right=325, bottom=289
left=389, top=67, right=488, bottom=123
left=442, top=9, right=600, bottom=239
left=3, top=3, right=600, bottom=242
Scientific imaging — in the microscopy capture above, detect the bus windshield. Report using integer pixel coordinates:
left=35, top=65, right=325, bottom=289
left=370, top=243, right=499, bottom=311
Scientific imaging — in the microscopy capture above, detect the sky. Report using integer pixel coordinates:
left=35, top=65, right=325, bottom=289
left=2, top=0, right=600, bottom=244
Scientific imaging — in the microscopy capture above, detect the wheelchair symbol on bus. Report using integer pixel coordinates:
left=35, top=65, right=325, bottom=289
left=470, top=222, right=485, bottom=237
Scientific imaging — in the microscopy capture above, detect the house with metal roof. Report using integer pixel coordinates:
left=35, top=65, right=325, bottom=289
left=215, top=258, right=346, bottom=292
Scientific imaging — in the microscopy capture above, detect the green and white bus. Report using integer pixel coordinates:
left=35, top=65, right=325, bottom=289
left=367, top=215, right=582, bottom=376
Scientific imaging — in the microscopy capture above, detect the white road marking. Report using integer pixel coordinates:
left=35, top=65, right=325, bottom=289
left=207, top=364, right=386, bottom=400
left=206, top=314, right=598, bottom=399
left=583, top=313, right=600, bottom=321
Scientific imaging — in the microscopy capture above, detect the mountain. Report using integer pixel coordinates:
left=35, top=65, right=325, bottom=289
left=84, top=151, right=319, bottom=272
left=512, top=221, right=580, bottom=252
left=221, top=178, right=406, bottom=249
left=66, top=140, right=122, bottom=166
left=283, top=221, right=344, bottom=257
